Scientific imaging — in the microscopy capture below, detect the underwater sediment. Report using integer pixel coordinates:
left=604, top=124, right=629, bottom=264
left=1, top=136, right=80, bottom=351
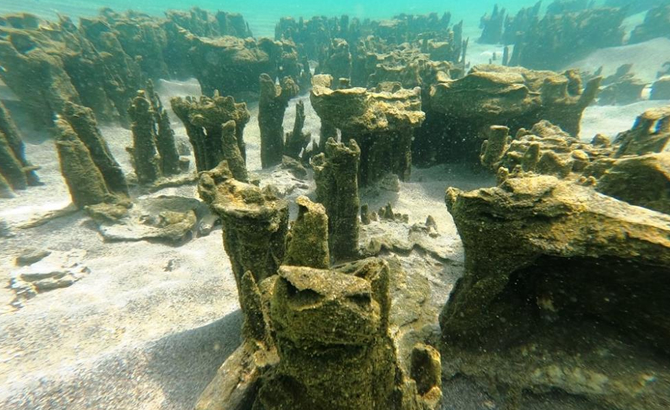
left=1, top=2, right=670, bottom=410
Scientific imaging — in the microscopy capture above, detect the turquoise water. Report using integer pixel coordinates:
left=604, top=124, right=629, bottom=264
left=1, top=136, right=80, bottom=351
left=1, top=0, right=541, bottom=37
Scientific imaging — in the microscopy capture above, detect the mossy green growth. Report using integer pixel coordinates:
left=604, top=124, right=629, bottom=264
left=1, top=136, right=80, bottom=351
left=55, top=119, right=116, bottom=208
left=312, top=138, right=361, bottom=262
left=284, top=196, right=329, bottom=269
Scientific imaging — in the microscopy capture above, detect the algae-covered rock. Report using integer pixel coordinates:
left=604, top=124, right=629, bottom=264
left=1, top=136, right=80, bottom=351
left=284, top=100, right=311, bottom=160
left=259, top=74, right=299, bottom=169
left=478, top=5, right=506, bottom=45
left=62, top=102, right=128, bottom=195
left=220, top=120, right=249, bottom=183
left=597, top=153, right=670, bottom=214
left=198, top=161, right=289, bottom=292
left=311, top=74, right=425, bottom=184
left=128, top=92, right=162, bottom=185
left=55, top=119, right=116, bottom=208
left=0, top=29, right=81, bottom=127
left=629, top=5, right=670, bottom=44
left=284, top=196, right=329, bottom=269
left=312, top=138, right=361, bottom=262
left=613, top=106, right=670, bottom=157
left=171, top=93, right=250, bottom=173
left=256, top=258, right=439, bottom=410
left=650, top=76, right=670, bottom=100
left=145, top=81, right=181, bottom=177
left=0, top=100, right=40, bottom=188
left=509, top=7, right=626, bottom=70
left=441, top=175, right=670, bottom=409
left=424, top=65, right=599, bottom=166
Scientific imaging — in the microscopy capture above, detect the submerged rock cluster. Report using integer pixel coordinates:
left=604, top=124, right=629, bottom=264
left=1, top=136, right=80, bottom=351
left=2, top=3, right=670, bottom=410
left=197, top=160, right=442, bottom=410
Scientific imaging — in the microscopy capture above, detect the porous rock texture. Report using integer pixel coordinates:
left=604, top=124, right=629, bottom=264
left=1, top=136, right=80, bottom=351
left=0, top=100, right=40, bottom=197
left=61, top=102, right=128, bottom=195
left=419, top=65, right=599, bottom=166
left=54, top=119, right=118, bottom=209
left=171, top=93, right=250, bottom=175
left=312, top=138, right=362, bottom=262
left=441, top=175, right=670, bottom=410
left=198, top=161, right=289, bottom=299
left=258, top=74, right=299, bottom=169
left=283, top=100, right=311, bottom=160
left=480, top=107, right=670, bottom=215
left=311, top=74, right=425, bottom=185
left=194, top=199, right=442, bottom=410
left=128, top=92, right=162, bottom=185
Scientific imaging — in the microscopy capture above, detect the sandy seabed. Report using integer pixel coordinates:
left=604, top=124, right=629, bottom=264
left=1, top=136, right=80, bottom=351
left=0, top=8, right=669, bottom=409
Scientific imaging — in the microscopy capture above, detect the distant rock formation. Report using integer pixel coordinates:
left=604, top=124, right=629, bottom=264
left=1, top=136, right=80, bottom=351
left=310, top=74, right=425, bottom=185
left=171, top=93, right=250, bottom=176
left=629, top=5, right=670, bottom=44
left=417, top=65, right=599, bottom=166
left=258, top=74, right=299, bottom=168
left=508, top=7, right=626, bottom=70
left=0, top=100, right=40, bottom=198
left=479, top=107, right=670, bottom=215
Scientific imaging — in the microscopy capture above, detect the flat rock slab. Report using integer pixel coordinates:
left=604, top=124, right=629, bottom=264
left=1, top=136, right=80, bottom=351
left=88, top=195, right=208, bottom=244
left=10, top=249, right=89, bottom=307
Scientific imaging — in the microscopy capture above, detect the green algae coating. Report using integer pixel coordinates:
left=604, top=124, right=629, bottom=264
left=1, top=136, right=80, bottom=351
left=441, top=175, right=670, bottom=410
left=312, top=138, right=361, bottom=262
left=171, top=94, right=251, bottom=172
left=62, top=102, right=128, bottom=195
left=128, top=92, right=162, bottom=185
left=259, top=74, right=299, bottom=169
left=284, top=196, right=330, bottom=269
left=55, top=119, right=115, bottom=208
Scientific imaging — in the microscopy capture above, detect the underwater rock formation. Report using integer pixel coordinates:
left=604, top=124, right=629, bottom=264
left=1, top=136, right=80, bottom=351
left=257, top=259, right=439, bottom=410
left=283, top=101, right=311, bottom=160
left=629, top=5, right=670, bottom=44
left=259, top=74, right=299, bottom=169
left=605, top=0, right=669, bottom=15
left=500, top=2, right=543, bottom=45
left=421, top=65, right=599, bottom=166
left=0, top=101, right=40, bottom=196
left=312, top=138, right=361, bottom=262
left=480, top=107, right=670, bottom=215
left=597, top=64, right=647, bottom=106
left=0, top=24, right=81, bottom=127
left=174, top=29, right=298, bottom=99
left=651, top=76, right=670, bottom=100
left=145, top=81, right=181, bottom=177
left=128, top=92, right=162, bottom=185
left=311, top=75, right=425, bottom=184
left=198, top=161, right=289, bottom=295
left=61, top=102, right=128, bottom=195
left=317, top=38, right=353, bottom=83
left=166, top=7, right=253, bottom=39
left=442, top=175, right=670, bottom=409
left=283, top=196, right=329, bottom=269
left=612, top=106, right=670, bottom=157
left=54, top=119, right=117, bottom=208
left=478, top=5, right=506, bottom=44
left=127, top=83, right=183, bottom=184
left=597, top=153, right=670, bottom=215
left=546, top=0, right=595, bottom=14
left=508, top=7, right=626, bottom=70
left=171, top=93, right=250, bottom=174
